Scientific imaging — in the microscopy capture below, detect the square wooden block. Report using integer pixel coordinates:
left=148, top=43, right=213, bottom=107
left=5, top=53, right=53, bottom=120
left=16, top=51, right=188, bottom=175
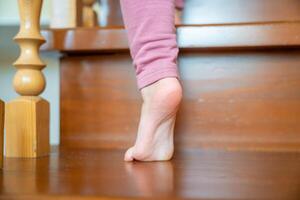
left=5, top=97, right=49, bottom=158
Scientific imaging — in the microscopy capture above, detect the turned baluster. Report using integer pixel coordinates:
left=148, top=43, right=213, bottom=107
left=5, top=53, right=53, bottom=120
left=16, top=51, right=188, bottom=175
left=5, top=0, right=49, bottom=158
left=0, top=100, right=4, bottom=167
left=82, top=0, right=98, bottom=27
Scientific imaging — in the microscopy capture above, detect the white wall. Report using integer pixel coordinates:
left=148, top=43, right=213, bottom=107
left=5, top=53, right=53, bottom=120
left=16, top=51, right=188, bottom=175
left=0, top=0, right=60, bottom=145
left=0, top=0, right=51, bottom=25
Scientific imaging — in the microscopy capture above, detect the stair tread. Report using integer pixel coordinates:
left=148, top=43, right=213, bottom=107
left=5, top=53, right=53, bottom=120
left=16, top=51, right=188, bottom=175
left=41, top=22, right=300, bottom=53
left=1, top=147, right=300, bottom=200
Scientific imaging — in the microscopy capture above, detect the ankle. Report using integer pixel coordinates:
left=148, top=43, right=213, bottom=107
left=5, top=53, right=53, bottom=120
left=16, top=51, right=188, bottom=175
left=141, top=78, right=182, bottom=107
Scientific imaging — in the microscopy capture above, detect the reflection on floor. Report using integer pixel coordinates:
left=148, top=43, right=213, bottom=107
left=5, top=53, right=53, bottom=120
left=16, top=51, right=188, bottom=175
left=1, top=147, right=300, bottom=200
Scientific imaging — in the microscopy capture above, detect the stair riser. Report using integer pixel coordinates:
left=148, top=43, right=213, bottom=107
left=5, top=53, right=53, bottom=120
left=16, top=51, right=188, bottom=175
left=60, top=51, right=300, bottom=151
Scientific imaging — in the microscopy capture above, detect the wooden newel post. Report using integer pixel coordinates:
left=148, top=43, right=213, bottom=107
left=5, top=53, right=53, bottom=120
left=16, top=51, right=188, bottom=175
left=5, top=0, right=49, bottom=158
left=0, top=100, right=4, bottom=167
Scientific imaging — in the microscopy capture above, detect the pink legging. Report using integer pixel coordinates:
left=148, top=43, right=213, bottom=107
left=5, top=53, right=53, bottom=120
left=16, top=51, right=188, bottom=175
left=120, top=0, right=184, bottom=89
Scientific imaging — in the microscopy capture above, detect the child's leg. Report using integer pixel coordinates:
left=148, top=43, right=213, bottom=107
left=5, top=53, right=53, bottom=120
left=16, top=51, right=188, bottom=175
left=120, top=0, right=179, bottom=89
left=120, top=0, right=182, bottom=161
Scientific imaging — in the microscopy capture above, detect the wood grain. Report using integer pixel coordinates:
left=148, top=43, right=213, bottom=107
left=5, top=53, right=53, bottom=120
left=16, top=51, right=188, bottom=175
left=60, top=50, right=300, bottom=151
left=0, top=100, right=4, bottom=168
left=176, top=51, right=300, bottom=151
left=5, top=97, right=50, bottom=157
left=1, top=148, right=300, bottom=199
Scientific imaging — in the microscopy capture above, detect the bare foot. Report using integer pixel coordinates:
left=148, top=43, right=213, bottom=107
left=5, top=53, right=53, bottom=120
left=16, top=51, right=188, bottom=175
left=124, top=78, right=182, bottom=162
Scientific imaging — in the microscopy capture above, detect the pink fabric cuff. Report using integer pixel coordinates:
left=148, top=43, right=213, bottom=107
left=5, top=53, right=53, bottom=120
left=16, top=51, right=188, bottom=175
left=175, top=0, right=184, bottom=9
left=137, top=63, right=180, bottom=89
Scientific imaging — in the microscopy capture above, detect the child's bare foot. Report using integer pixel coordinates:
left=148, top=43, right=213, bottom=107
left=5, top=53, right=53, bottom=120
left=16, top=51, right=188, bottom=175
left=124, top=78, right=182, bottom=162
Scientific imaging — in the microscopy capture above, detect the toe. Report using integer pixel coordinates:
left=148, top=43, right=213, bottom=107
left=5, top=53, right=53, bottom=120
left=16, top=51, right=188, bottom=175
left=124, top=147, right=134, bottom=162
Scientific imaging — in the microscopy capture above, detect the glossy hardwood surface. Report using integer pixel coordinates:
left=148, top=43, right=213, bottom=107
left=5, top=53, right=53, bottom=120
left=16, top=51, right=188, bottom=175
left=1, top=147, right=300, bottom=200
left=60, top=50, right=300, bottom=151
left=41, top=23, right=300, bottom=52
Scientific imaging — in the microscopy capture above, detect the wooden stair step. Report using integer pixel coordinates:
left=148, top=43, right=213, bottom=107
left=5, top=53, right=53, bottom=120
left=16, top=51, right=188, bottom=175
left=1, top=147, right=300, bottom=200
left=42, top=22, right=300, bottom=52
left=57, top=50, right=300, bottom=151
left=41, top=0, right=300, bottom=151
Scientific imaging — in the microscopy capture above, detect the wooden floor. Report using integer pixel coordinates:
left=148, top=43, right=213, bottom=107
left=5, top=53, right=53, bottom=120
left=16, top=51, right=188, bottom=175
left=1, top=148, right=300, bottom=200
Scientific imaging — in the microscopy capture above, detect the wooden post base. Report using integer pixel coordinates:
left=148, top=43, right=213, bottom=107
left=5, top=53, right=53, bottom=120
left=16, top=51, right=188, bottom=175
left=0, top=100, right=4, bottom=168
left=5, top=96, right=49, bottom=158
